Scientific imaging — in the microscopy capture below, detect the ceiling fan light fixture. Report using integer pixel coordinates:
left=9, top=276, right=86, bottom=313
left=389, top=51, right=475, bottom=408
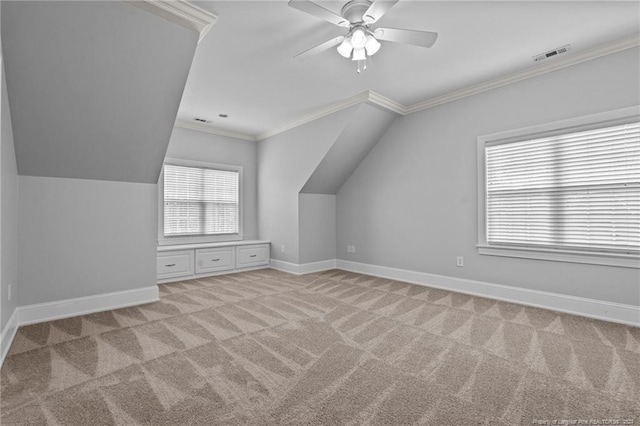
left=337, top=38, right=353, bottom=58
left=365, top=34, right=380, bottom=56
left=352, top=47, right=366, bottom=61
left=289, top=0, right=437, bottom=73
left=350, top=28, right=367, bottom=49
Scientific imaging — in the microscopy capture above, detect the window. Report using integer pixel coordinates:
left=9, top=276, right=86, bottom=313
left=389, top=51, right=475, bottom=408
left=159, top=159, right=242, bottom=245
left=477, top=107, right=639, bottom=268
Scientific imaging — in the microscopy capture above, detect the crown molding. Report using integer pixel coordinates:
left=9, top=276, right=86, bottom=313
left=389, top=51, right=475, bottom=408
left=367, top=91, right=407, bottom=115
left=258, top=91, right=369, bottom=140
left=257, top=90, right=405, bottom=140
left=177, top=34, right=639, bottom=142
left=124, top=0, right=218, bottom=42
left=404, top=33, right=640, bottom=114
left=175, top=120, right=258, bottom=142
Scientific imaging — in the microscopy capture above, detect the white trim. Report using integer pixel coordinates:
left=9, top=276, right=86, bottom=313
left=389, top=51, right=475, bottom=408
left=367, top=91, right=406, bottom=115
left=269, top=259, right=337, bottom=275
left=158, top=158, right=244, bottom=246
left=258, top=90, right=404, bottom=140
left=177, top=90, right=405, bottom=143
left=477, top=245, right=639, bottom=269
left=257, top=91, right=372, bottom=141
left=174, top=120, right=259, bottom=142
left=476, top=106, right=640, bottom=267
left=336, top=259, right=640, bottom=327
left=298, top=259, right=338, bottom=274
left=157, top=239, right=270, bottom=252
left=175, top=35, right=639, bottom=143
left=123, top=0, right=218, bottom=43
left=404, top=34, right=640, bottom=114
left=478, top=105, right=640, bottom=146
left=18, top=285, right=159, bottom=326
left=0, top=308, right=19, bottom=367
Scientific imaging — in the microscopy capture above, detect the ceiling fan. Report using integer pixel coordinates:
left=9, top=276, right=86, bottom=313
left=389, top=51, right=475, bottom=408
left=289, top=0, right=438, bottom=72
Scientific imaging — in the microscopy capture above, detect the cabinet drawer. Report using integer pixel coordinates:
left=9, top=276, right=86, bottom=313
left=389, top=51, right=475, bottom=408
left=196, top=247, right=234, bottom=274
left=236, top=244, right=269, bottom=268
left=157, top=250, right=193, bottom=279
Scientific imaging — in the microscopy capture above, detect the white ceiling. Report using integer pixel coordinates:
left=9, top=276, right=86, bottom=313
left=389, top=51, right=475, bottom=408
left=177, top=1, right=640, bottom=138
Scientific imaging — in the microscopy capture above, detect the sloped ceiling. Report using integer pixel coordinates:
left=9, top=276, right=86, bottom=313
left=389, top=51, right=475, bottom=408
left=1, top=1, right=199, bottom=183
left=178, top=1, right=639, bottom=138
left=301, top=103, right=397, bottom=195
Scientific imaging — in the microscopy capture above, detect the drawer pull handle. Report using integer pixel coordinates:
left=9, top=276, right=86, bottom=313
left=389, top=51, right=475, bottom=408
left=165, top=263, right=176, bottom=267
left=212, top=258, right=220, bottom=262
left=249, top=254, right=257, bottom=258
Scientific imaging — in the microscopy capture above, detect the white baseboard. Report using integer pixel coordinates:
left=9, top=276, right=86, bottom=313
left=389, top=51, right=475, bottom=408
left=0, top=308, right=19, bottom=366
left=270, top=259, right=337, bottom=275
left=18, top=285, right=159, bottom=326
left=336, top=260, right=640, bottom=327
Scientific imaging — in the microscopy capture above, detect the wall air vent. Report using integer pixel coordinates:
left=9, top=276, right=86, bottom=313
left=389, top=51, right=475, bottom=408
left=533, top=44, right=571, bottom=62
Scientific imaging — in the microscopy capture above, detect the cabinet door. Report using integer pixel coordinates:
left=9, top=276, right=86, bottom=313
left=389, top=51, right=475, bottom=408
left=196, top=247, right=235, bottom=274
left=158, top=250, right=193, bottom=280
left=236, top=244, right=269, bottom=268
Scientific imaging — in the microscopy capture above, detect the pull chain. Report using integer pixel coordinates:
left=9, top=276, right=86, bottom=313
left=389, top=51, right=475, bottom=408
left=356, top=59, right=367, bottom=74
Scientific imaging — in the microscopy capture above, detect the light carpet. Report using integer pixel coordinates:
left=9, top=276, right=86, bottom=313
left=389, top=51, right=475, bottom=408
left=1, top=269, right=639, bottom=425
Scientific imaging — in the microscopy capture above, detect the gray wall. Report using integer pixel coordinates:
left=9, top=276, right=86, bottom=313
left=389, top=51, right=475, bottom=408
left=299, top=194, right=336, bottom=264
left=258, top=107, right=356, bottom=263
left=301, top=104, right=398, bottom=194
left=337, top=47, right=640, bottom=306
left=2, top=1, right=198, bottom=183
left=1, top=60, right=18, bottom=329
left=166, top=127, right=258, bottom=239
left=18, top=176, right=157, bottom=306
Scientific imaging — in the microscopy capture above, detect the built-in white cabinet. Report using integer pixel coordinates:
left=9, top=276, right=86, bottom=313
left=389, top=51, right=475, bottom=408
left=196, top=247, right=235, bottom=274
left=157, top=240, right=269, bottom=283
left=157, top=250, right=194, bottom=280
left=236, top=244, right=269, bottom=269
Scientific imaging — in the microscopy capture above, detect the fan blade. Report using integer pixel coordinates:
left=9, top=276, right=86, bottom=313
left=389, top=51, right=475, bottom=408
left=374, top=27, right=438, bottom=48
left=295, top=36, right=345, bottom=59
left=363, top=0, right=399, bottom=24
left=288, top=0, right=350, bottom=27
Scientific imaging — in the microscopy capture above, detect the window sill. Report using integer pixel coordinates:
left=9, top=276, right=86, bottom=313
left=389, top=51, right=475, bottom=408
left=158, top=234, right=243, bottom=246
left=157, top=239, right=270, bottom=252
left=477, top=245, right=639, bottom=269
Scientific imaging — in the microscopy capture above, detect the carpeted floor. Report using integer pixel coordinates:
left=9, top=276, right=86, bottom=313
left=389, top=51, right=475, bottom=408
left=1, top=269, right=639, bottom=425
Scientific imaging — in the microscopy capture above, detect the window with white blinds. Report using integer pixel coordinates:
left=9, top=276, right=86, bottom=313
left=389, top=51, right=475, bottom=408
left=163, top=164, right=240, bottom=237
left=484, top=121, right=639, bottom=255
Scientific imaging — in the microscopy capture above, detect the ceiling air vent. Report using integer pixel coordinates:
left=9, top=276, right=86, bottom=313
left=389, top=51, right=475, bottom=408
left=533, top=44, right=571, bottom=62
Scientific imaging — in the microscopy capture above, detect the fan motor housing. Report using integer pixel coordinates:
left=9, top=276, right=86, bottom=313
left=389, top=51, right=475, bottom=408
left=341, top=0, right=373, bottom=24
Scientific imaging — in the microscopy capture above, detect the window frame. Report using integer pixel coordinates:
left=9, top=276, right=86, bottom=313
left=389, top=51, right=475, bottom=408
left=158, top=158, right=243, bottom=246
left=477, top=106, right=640, bottom=269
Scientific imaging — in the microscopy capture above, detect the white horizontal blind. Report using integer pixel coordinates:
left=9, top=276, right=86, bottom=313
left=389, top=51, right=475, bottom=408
left=485, top=121, right=640, bottom=254
left=163, top=164, right=239, bottom=237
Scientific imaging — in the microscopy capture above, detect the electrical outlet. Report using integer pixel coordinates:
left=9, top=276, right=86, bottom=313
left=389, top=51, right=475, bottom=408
left=280, top=245, right=285, bottom=253
left=456, top=256, right=464, bottom=267
left=347, top=245, right=356, bottom=253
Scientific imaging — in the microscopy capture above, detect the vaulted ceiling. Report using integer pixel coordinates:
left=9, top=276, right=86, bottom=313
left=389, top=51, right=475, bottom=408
left=2, top=0, right=639, bottom=180
left=178, top=1, right=640, bottom=138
